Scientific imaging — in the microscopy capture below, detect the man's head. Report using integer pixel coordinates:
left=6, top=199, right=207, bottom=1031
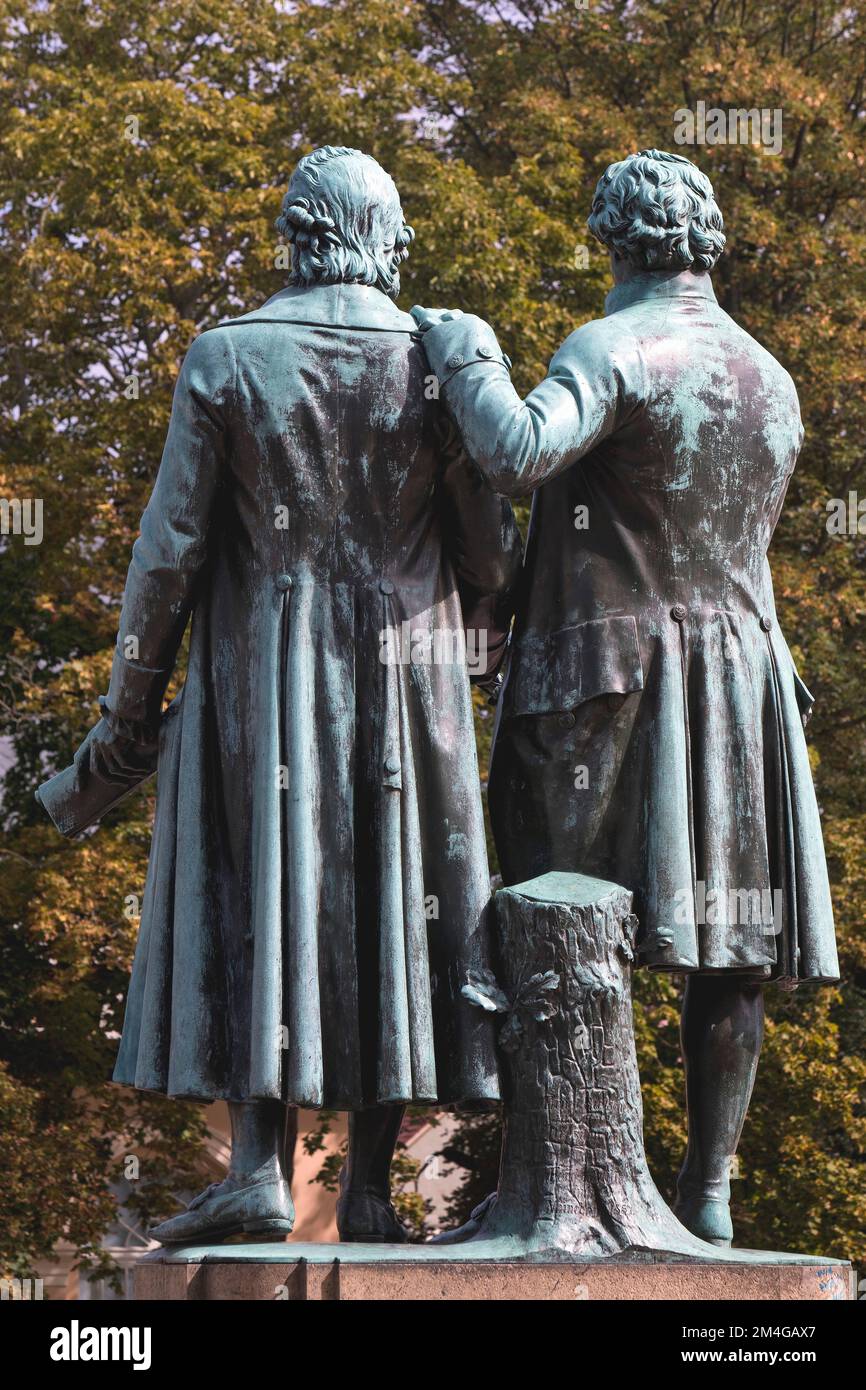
left=587, top=149, right=725, bottom=277
left=276, top=147, right=414, bottom=299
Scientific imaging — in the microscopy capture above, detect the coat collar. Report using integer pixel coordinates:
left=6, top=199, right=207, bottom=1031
left=229, top=283, right=417, bottom=333
left=604, top=269, right=717, bottom=316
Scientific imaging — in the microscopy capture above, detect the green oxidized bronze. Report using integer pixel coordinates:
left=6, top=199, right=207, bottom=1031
left=413, top=148, right=839, bottom=1252
left=38, top=146, right=523, bottom=1245
left=38, top=146, right=842, bottom=1268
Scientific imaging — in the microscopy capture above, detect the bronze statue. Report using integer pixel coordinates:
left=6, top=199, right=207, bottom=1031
left=38, top=145, right=840, bottom=1263
left=412, top=149, right=839, bottom=1248
left=38, top=147, right=522, bottom=1245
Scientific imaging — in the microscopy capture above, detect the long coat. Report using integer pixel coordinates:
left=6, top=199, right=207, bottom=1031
left=97, top=283, right=521, bottom=1107
left=422, top=270, right=838, bottom=985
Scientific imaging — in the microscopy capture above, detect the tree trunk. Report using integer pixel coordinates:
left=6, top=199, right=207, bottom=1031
left=461, top=870, right=710, bottom=1258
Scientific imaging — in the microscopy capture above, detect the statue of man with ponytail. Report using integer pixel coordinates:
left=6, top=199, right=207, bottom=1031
left=39, top=147, right=521, bottom=1245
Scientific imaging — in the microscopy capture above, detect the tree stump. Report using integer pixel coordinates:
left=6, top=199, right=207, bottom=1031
left=454, top=870, right=710, bottom=1258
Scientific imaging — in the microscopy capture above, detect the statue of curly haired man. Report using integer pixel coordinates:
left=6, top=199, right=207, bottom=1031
left=413, top=149, right=838, bottom=1248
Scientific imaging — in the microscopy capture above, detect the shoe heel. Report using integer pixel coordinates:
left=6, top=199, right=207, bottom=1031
left=243, top=1218, right=294, bottom=1237
left=675, top=1195, right=733, bottom=1246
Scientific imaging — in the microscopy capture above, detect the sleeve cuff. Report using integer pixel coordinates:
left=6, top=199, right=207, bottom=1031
left=423, top=315, right=512, bottom=387
left=106, top=651, right=172, bottom=727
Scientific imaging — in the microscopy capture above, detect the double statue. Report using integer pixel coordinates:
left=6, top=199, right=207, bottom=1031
left=39, top=146, right=838, bottom=1253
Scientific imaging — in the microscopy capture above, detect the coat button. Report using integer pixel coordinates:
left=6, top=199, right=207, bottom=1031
left=760, top=615, right=773, bottom=631
left=477, top=345, right=494, bottom=359
left=384, top=755, right=401, bottom=775
left=276, top=573, right=293, bottom=591
left=671, top=603, right=687, bottom=622
left=445, top=353, right=464, bottom=370
left=558, top=712, right=576, bottom=729
left=379, top=579, right=394, bottom=595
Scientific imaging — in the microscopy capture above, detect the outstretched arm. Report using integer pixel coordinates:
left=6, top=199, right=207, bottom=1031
left=412, top=308, right=645, bottom=497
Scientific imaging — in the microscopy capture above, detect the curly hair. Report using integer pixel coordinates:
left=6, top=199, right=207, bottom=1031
left=275, top=146, right=414, bottom=299
left=587, top=149, right=725, bottom=274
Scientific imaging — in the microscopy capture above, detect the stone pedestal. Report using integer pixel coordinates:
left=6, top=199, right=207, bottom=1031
left=134, top=1246, right=855, bottom=1301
